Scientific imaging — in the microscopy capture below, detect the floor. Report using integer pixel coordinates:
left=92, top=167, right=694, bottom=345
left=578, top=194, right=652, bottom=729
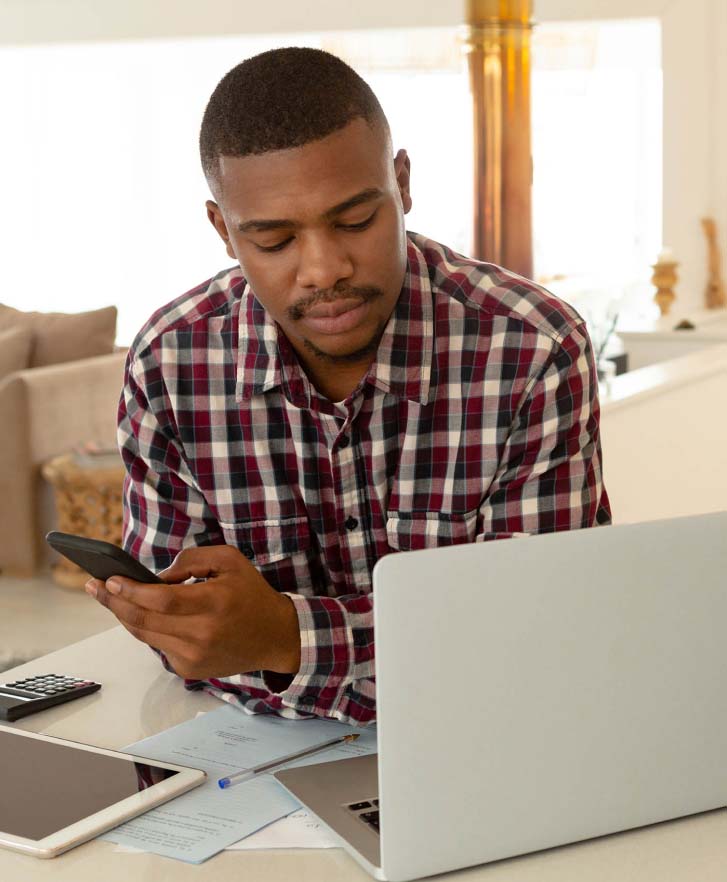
left=0, top=570, right=114, bottom=672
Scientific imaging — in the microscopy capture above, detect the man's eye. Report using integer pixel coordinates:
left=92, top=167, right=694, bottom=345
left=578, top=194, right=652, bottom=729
left=255, top=237, right=293, bottom=253
left=338, top=212, right=377, bottom=232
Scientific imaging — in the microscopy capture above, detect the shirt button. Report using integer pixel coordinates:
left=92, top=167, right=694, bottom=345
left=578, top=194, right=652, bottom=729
left=338, top=435, right=350, bottom=449
left=344, top=516, right=359, bottom=531
left=240, top=544, right=255, bottom=560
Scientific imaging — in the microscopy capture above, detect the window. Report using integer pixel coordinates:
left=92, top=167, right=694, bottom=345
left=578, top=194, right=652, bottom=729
left=531, top=18, right=662, bottom=324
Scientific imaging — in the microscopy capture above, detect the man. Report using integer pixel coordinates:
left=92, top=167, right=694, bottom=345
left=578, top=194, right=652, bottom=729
left=86, top=48, right=611, bottom=726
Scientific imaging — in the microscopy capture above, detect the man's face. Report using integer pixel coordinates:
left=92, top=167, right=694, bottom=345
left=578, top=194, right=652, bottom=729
left=206, top=117, right=412, bottom=375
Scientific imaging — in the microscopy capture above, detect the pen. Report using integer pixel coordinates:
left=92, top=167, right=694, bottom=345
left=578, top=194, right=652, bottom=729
left=218, top=733, right=360, bottom=789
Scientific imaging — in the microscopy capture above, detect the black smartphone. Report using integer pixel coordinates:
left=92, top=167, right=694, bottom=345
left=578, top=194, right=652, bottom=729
left=45, top=531, right=164, bottom=584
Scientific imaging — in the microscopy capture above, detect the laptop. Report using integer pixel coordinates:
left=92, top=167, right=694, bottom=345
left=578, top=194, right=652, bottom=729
left=275, top=511, right=727, bottom=881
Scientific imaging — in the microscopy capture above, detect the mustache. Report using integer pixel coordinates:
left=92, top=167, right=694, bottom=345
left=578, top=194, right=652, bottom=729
left=287, top=282, right=383, bottom=321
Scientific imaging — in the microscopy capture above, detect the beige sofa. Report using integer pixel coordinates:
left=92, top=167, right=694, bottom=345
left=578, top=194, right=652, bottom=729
left=0, top=350, right=127, bottom=576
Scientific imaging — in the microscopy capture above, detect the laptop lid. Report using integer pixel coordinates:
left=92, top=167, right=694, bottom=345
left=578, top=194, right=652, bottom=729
left=373, top=511, right=727, bottom=881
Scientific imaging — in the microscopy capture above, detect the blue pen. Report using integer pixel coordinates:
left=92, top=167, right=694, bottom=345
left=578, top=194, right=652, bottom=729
left=218, top=733, right=359, bottom=789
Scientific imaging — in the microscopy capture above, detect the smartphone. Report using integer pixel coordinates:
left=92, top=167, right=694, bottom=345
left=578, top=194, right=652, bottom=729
left=45, top=532, right=163, bottom=584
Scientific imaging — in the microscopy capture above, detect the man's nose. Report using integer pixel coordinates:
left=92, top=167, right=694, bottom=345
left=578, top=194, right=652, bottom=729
left=295, top=231, right=354, bottom=291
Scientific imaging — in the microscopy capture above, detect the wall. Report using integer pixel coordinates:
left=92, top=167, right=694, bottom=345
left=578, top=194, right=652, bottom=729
left=599, top=345, right=727, bottom=523
left=0, top=0, right=461, bottom=44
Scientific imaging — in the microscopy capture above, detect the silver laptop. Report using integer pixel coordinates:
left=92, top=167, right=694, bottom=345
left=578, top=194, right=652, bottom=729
left=275, top=511, right=727, bottom=881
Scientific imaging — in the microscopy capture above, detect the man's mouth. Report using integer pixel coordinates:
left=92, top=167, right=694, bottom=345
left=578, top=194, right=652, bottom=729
left=300, top=299, right=370, bottom=335
left=304, top=298, right=364, bottom=320
left=287, top=283, right=383, bottom=323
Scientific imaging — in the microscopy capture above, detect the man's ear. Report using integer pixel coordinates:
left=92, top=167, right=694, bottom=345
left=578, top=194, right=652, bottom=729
left=206, top=201, right=237, bottom=260
left=394, top=149, right=412, bottom=214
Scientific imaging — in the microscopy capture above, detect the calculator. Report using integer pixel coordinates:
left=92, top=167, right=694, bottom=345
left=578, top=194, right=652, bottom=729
left=0, top=674, right=101, bottom=721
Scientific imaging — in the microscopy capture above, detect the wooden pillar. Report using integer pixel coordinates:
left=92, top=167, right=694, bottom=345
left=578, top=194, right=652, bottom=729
left=464, top=0, right=534, bottom=277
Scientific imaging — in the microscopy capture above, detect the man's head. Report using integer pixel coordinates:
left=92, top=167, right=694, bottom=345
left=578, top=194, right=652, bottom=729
left=200, top=48, right=412, bottom=396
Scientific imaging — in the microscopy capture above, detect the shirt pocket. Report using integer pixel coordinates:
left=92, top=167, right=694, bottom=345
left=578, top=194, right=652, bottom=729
left=218, top=516, right=312, bottom=567
left=385, top=510, right=479, bottom=552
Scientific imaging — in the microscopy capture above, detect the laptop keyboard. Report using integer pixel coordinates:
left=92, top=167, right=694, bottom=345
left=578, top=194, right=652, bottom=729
left=345, top=798, right=380, bottom=834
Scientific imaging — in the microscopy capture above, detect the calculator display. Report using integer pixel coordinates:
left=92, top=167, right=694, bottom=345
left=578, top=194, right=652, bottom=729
left=0, top=729, right=179, bottom=840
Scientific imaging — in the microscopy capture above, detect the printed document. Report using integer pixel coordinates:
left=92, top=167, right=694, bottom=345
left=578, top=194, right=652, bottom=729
left=228, top=809, right=338, bottom=849
left=102, top=704, right=376, bottom=863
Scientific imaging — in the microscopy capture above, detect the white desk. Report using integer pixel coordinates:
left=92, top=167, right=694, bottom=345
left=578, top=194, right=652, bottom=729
left=4, top=626, right=727, bottom=881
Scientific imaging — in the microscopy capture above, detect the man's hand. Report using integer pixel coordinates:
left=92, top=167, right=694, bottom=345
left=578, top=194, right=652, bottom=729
left=84, top=545, right=301, bottom=680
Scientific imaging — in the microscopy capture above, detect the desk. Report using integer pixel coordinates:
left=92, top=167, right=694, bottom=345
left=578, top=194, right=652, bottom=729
left=4, top=627, right=727, bottom=881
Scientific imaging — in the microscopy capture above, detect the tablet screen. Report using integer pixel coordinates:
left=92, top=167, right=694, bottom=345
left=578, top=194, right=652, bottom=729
left=0, top=729, right=179, bottom=840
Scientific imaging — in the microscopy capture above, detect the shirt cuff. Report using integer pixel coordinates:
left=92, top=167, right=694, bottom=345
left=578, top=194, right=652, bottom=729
left=270, top=592, right=357, bottom=719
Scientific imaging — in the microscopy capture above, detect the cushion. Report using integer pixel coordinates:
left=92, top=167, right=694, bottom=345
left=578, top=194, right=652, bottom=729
left=0, top=325, right=33, bottom=382
left=0, top=304, right=117, bottom=368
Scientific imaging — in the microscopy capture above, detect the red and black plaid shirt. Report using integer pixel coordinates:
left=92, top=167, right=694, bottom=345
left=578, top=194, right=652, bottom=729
left=119, top=233, right=611, bottom=726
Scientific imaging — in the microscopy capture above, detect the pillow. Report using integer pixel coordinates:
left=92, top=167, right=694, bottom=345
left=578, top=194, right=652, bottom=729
left=0, top=304, right=117, bottom=368
left=0, top=325, right=33, bottom=382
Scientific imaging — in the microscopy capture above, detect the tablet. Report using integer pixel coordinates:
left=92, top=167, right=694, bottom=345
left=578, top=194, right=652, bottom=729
left=0, top=724, right=206, bottom=858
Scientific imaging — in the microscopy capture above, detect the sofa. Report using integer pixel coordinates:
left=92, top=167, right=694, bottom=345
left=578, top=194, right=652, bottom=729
left=0, top=303, right=127, bottom=575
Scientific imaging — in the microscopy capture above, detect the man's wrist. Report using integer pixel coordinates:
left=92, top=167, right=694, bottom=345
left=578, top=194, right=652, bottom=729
left=266, top=594, right=302, bottom=674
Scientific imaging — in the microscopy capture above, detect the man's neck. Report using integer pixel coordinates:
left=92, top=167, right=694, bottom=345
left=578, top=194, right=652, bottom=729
left=304, top=359, right=371, bottom=403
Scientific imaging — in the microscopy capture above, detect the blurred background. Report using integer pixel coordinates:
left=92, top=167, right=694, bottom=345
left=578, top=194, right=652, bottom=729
left=3, top=0, right=713, bottom=343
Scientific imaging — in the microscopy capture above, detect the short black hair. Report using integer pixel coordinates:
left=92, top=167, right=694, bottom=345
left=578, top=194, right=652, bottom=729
left=199, top=47, right=389, bottom=196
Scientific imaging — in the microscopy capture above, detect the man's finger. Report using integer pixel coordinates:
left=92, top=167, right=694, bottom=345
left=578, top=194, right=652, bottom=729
left=112, top=619, right=198, bottom=665
left=109, top=617, right=233, bottom=679
left=91, top=584, right=190, bottom=634
left=159, top=544, right=248, bottom=583
left=92, top=577, right=209, bottom=616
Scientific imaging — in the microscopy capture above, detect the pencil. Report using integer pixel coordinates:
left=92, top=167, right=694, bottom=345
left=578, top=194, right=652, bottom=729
left=217, top=732, right=360, bottom=789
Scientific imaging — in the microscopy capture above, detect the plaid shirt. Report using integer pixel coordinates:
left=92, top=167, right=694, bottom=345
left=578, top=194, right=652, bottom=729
left=119, top=232, right=611, bottom=726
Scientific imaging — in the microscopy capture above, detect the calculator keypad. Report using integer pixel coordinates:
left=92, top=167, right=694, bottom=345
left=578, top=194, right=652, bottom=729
left=5, top=674, right=92, bottom=695
left=0, top=673, right=101, bottom=721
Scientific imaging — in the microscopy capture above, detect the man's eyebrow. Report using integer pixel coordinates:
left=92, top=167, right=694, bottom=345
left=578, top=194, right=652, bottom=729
left=236, top=188, right=384, bottom=234
left=323, top=188, right=383, bottom=219
left=237, top=217, right=293, bottom=234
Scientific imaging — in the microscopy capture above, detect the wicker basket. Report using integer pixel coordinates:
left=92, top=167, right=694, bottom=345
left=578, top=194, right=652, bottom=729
left=42, top=452, right=126, bottom=589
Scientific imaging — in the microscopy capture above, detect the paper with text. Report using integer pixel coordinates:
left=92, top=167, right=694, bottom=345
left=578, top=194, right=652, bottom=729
left=227, top=808, right=339, bottom=849
left=101, top=704, right=376, bottom=863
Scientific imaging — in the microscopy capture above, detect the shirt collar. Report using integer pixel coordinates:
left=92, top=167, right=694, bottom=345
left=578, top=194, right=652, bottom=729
left=365, top=238, right=433, bottom=405
left=235, top=284, right=284, bottom=402
left=235, top=236, right=434, bottom=406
